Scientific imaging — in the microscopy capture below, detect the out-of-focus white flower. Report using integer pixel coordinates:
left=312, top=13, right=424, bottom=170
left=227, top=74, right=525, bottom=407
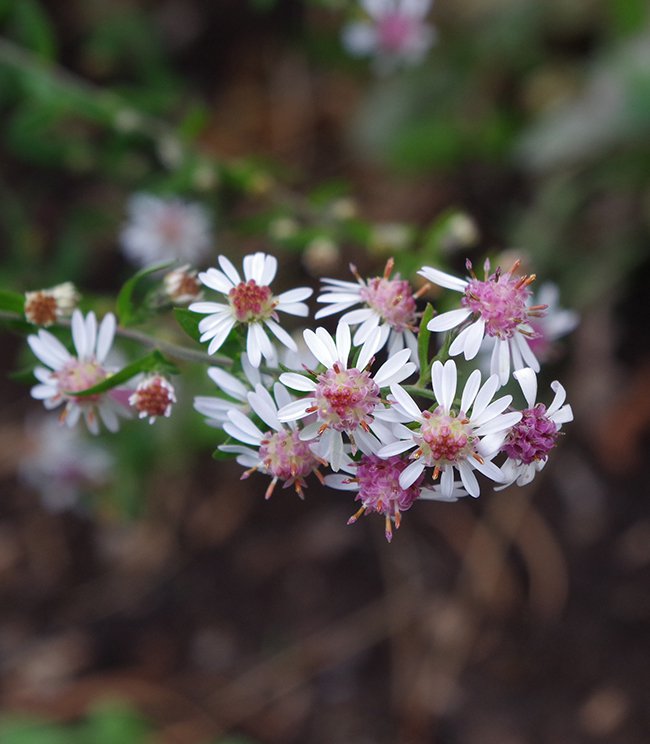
left=120, top=193, right=213, bottom=267
left=342, top=0, right=436, bottom=72
left=19, top=417, right=113, bottom=512
left=419, top=258, right=548, bottom=386
left=316, top=258, right=423, bottom=364
left=498, top=368, right=573, bottom=488
left=129, top=374, right=176, bottom=424
left=189, top=252, right=313, bottom=367
left=24, top=282, right=80, bottom=327
left=377, top=359, right=521, bottom=498
left=28, top=310, right=130, bottom=434
left=163, top=264, right=203, bottom=305
left=220, top=382, right=322, bottom=500
left=277, top=321, right=416, bottom=471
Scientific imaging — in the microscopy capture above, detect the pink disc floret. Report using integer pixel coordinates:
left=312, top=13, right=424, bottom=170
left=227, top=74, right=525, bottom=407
left=313, top=363, right=380, bottom=432
left=502, top=404, right=559, bottom=465
left=359, top=276, right=417, bottom=331
left=257, top=429, right=319, bottom=499
left=228, top=279, right=276, bottom=323
left=55, top=360, right=108, bottom=403
left=416, top=408, right=476, bottom=466
left=377, top=12, right=418, bottom=53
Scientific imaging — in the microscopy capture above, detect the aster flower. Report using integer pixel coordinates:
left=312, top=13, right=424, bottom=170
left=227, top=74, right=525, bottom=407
left=220, top=383, right=322, bottom=500
left=28, top=310, right=130, bottom=434
left=342, top=0, right=436, bottom=72
left=315, top=258, right=425, bottom=363
left=377, top=359, right=522, bottom=498
left=498, top=368, right=573, bottom=488
left=189, top=252, right=313, bottom=367
left=129, top=374, right=176, bottom=424
left=419, top=258, right=548, bottom=386
left=277, top=321, right=416, bottom=471
left=325, top=452, right=459, bottom=542
left=163, top=264, right=203, bottom=305
left=194, top=354, right=270, bottom=428
left=120, top=193, right=212, bottom=267
left=24, top=282, right=80, bottom=327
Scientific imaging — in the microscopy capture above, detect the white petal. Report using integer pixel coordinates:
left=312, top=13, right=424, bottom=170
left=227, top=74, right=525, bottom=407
left=356, top=326, right=382, bottom=371
left=279, top=372, right=317, bottom=392
left=462, top=317, right=486, bottom=359
left=248, top=384, right=282, bottom=432
left=315, top=292, right=361, bottom=304
left=304, top=328, right=335, bottom=368
left=96, top=313, right=116, bottom=362
left=218, top=255, right=242, bottom=285
left=439, top=359, right=457, bottom=411
left=71, top=310, right=88, bottom=359
left=389, top=383, right=422, bottom=420
left=298, top=421, right=322, bottom=441
left=324, top=474, right=359, bottom=491
left=473, top=456, right=506, bottom=483
left=264, top=318, right=297, bottom=351
left=418, top=266, right=468, bottom=292
left=28, top=333, right=70, bottom=370
left=552, top=404, right=573, bottom=425
left=191, top=301, right=229, bottom=316
left=277, top=287, right=313, bottom=304
left=31, top=384, right=57, bottom=399
left=277, top=302, right=309, bottom=317
left=471, top=374, right=500, bottom=419
left=514, top=332, right=540, bottom=372
left=277, top=398, right=315, bottom=422
left=513, top=367, right=538, bottom=408
left=547, top=380, right=567, bottom=416
left=475, top=410, right=521, bottom=437
left=327, top=430, right=345, bottom=472
left=458, top=462, right=480, bottom=498
left=472, top=395, right=513, bottom=428
left=428, top=308, right=472, bottom=333
left=336, top=321, right=352, bottom=367
left=490, top=339, right=511, bottom=386
left=251, top=322, right=275, bottom=362
left=206, top=319, right=236, bottom=355
left=260, top=254, right=278, bottom=285
left=376, top=439, right=415, bottom=457
left=314, top=301, right=358, bottom=320
left=227, top=409, right=264, bottom=442
left=440, top=466, right=455, bottom=499
left=246, top=325, right=262, bottom=368
left=199, top=268, right=232, bottom=293
left=398, top=460, right=425, bottom=489
left=207, top=367, right=247, bottom=401
left=460, top=369, right=482, bottom=414
left=340, top=308, right=374, bottom=326
left=373, top=349, right=412, bottom=388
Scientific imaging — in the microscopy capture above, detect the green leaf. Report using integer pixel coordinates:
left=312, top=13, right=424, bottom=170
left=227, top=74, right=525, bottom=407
left=11, top=0, right=58, bottom=61
left=0, top=290, right=25, bottom=314
left=66, top=350, right=175, bottom=397
left=116, top=261, right=174, bottom=326
left=173, top=307, right=201, bottom=342
left=417, top=303, right=434, bottom=384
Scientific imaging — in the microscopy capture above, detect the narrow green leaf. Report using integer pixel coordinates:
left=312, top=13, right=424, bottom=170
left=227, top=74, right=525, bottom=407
left=12, top=0, right=58, bottom=61
left=173, top=307, right=201, bottom=342
left=417, top=303, right=434, bottom=383
left=66, top=350, right=172, bottom=397
left=0, top=290, right=25, bottom=314
left=116, top=261, right=174, bottom=327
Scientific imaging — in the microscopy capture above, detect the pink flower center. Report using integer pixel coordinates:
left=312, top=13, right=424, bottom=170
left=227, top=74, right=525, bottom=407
left=228, top=280, right=276, bottom=323
left=502, top=404, right=558, bottom=465
left=55, top=359, right=108, bottom=403
left=314, top=364, right=380, bottom=432
left=462, top=274, right=531, bottom=339
left=416, top=408, right=476, bottom=465
left=259, top=429, right=317, bottom=482
left=377, top=13, right=417, bottom=53
left=355, top=454, right=421, bottom=517
left=359, top=277, right=417, bottom=331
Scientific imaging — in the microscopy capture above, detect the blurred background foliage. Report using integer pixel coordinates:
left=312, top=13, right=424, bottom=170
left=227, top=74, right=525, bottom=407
left=1, top=0, right=650, bottom=742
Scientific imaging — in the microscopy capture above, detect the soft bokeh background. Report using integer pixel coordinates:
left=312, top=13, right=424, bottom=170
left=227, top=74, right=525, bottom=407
left=1, top=1, right=649, bottom=742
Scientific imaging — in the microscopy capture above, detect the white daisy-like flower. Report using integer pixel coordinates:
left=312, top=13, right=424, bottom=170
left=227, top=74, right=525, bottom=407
left=189, top=252, right=313, bottom=367
left=120, top=193, right=213, bottom=267
left=220, top=382, right=322, bottom=500
left=419, top=258, right=548, bottom=386
left=315, top=258, right=424, bottom=364
left=342, top=0, right=436, bottom=72
left=193, top=354, right=269, bottom=428
left=325, top=452, right=462, bottom=542
left=28, top=310, right=130, bottom=434
left=377, top=359, right=522, bottom=498
left=498, top=368, right=573, bottom=488
left=277, top=321, right=416, bottom=471
left=19, top=417, right=113, bottom=512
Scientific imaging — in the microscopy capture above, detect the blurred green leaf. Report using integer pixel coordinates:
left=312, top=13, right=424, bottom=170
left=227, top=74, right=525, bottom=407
left=10, top=0, right=57, bottom=61
left=0, top=289, right=25, bottom=314
left=82, top=701, right=150, bottom=744
left=173, top=307, right=201, bottom=343
left=116, top=261, right=174, bottom=326
left=417, top=303, right=434, bottom=384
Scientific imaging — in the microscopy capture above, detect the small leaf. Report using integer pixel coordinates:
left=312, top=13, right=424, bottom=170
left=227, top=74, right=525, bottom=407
left=66, top=350, right=174, bottom=397
left=417, top=303, right=434, bottom=384
left=117, top=261, right=174, bottom=327
left=173, top=307, right=201, bottom=342
left=0, top=290, right=25, bottom=314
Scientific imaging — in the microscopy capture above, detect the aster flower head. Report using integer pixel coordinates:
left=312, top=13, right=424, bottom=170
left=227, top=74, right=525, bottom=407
left=342, top=0, right=436, bottom=72
left=315, top=258, right=424, bottom=363
left=498, top=368, right=573, bottom=488
left=28, top=310, right=129, bottom=434
left=189, top=252, right=313, bottom=367
left=419, top=258, right=548, bottom=386
left=120, top=193, right=213, bottom=267
left=129, top=374, right=176, bottom=424
left=220, top=382, right=322, bottom=500
left=24, top=282, right=80, bottom=327
left=377, top=359, right=522, bottom=498
left=163, top=264, right=203, bottom=305
left=277, top=321, right=416, bottom=471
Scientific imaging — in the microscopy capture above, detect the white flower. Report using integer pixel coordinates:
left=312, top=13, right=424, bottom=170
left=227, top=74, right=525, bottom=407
left=498, top=368, right=573, bottom=488
left=129, top=374, right=176, bottom=424
left=19, top=417, right=113, bottom=512
left=163, top=264, right=203, bottom=304
left=220, top=382, right=322, bottom=500
left=194, top=354, right=270, bottom=427
left=419, top=259, right=547, bottom=386
left=189, top=252, right=313, bottom=367
left=315, top=258, right=421, bottom=364
left=24, top=282, right=80, bottom=327
left=277, top=321, right=416, bottom=471
left=342, top=0, right=436, bottom=71
left=377, top=359, right=522, bottom=498
left=120, top=193, right=213, bottom=267
left=28, top=309, right=130, bottom=434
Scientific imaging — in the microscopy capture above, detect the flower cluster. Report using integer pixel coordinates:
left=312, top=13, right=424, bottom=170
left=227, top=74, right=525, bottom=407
left=23, top=248, right=575, bottom=542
